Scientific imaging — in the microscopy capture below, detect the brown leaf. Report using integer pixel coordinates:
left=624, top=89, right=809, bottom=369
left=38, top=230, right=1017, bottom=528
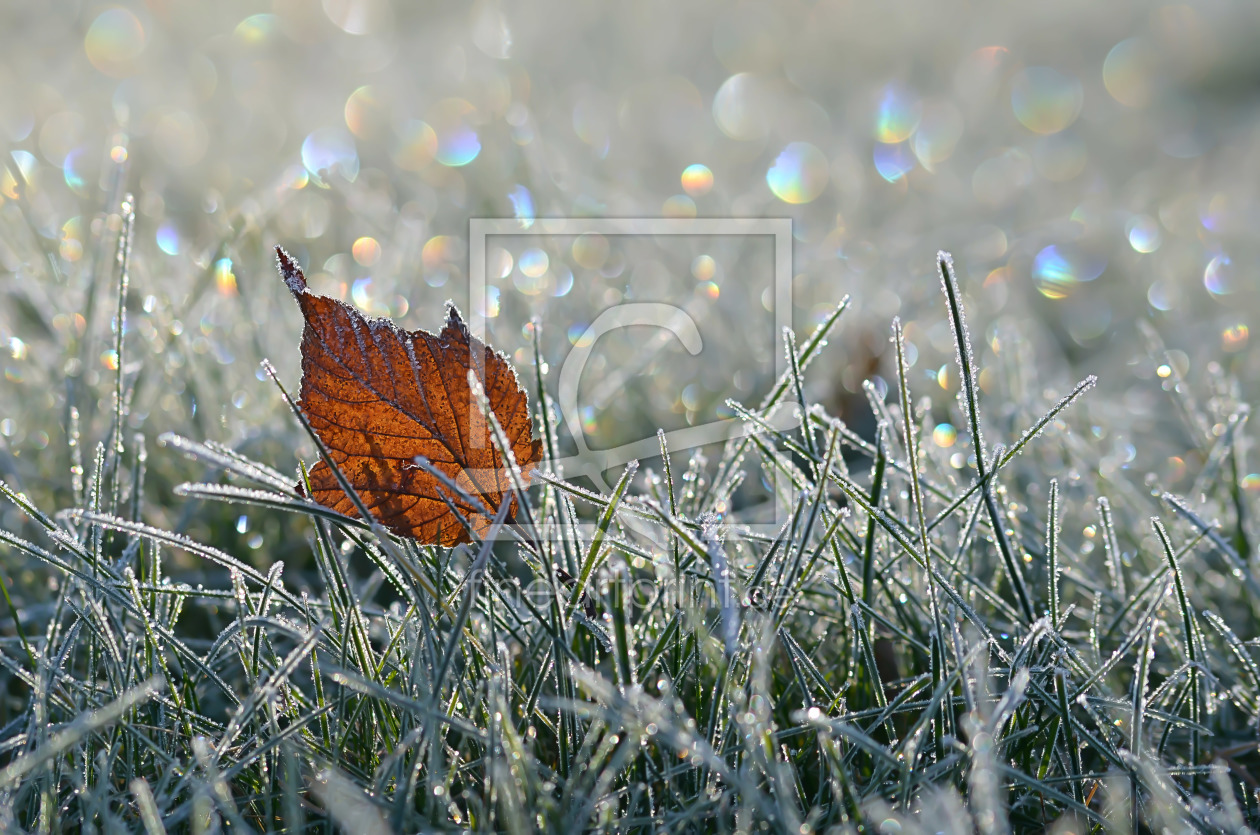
left=276, top=246, right=542, bottom=545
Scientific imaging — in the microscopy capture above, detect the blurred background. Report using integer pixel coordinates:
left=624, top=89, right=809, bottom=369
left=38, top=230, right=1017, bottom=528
left=2, top=0, right=1260, bottom=528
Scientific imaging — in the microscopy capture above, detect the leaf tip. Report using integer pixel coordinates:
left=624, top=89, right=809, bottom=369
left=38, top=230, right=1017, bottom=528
left=444, top=300, right=469, bottom=331
left=275, top=245, right=307, bottom=295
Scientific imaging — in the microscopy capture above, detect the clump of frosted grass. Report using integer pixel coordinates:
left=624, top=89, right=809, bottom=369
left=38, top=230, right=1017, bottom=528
left=2, top=196, right=1260, bottom=833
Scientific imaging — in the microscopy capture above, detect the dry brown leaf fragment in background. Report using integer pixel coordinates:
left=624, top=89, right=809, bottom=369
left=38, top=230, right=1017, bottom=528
left=276, top=246, right=542, bottom=545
